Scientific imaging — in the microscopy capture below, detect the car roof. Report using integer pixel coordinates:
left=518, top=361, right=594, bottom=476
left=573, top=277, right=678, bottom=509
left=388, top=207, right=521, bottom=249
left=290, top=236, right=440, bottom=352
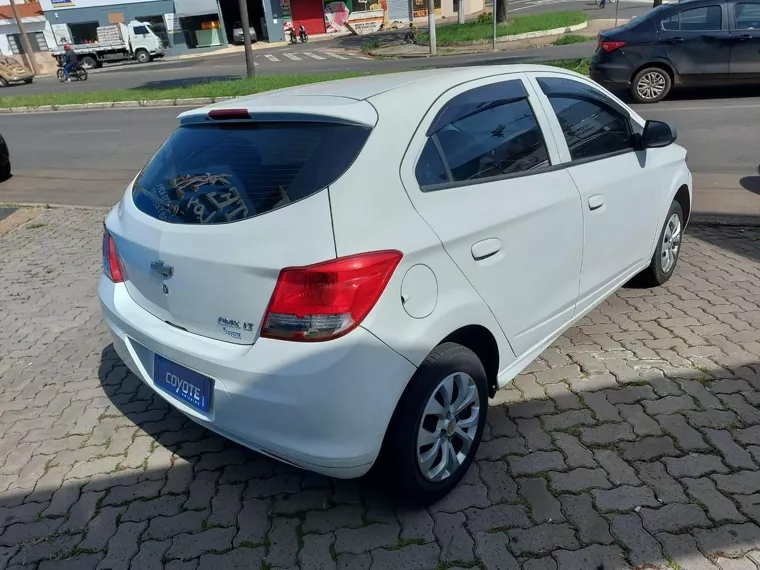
left=179, top=65, right=580, bottom=126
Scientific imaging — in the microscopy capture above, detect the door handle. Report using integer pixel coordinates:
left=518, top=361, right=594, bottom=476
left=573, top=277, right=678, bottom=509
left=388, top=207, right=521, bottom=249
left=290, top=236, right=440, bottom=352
left=588, top=195, right=605, bottom=211
left=471, top=238, right=502, bottom=261
left=733, top=34, right=753, bottom=41
left=665, top=37, right=685, bottom=43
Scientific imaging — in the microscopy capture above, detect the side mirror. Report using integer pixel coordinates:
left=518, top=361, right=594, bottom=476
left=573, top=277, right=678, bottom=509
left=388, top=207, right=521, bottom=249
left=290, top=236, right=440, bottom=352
left=642, top=120, right=677, bottom=148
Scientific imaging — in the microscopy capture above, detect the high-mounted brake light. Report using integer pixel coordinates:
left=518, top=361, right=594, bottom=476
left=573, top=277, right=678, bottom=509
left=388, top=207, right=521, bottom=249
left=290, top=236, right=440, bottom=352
left=208, top=109, right=251, bottom=120
left=599, top=40, right=626, bottom=52
left=102, top=226, right=126, bottom=283
left=262, top=250, right=403, bottom=342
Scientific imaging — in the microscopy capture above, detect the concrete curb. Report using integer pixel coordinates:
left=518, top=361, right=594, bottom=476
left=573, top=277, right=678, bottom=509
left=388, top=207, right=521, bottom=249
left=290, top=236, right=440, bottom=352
left=0, top=97, right=236, bottom=114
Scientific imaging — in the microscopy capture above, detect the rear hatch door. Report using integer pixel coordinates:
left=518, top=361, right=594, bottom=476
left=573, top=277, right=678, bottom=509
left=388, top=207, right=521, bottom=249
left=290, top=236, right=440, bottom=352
left=108, top=105, right=374, bottom=344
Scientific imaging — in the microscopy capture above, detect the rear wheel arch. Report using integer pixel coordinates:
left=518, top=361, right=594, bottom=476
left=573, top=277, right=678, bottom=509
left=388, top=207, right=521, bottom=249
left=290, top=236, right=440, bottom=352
left=631, top=60, right=675, bottom=84
left=439, top=325, right=499, bottom=397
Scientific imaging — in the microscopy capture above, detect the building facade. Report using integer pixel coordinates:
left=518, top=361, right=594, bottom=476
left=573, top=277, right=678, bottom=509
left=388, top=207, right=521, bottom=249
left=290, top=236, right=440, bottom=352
left=0, top=1, right=56, bottom=59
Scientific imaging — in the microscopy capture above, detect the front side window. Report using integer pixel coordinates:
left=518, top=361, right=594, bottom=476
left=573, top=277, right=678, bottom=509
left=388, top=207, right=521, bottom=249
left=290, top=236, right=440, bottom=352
left=661, top=5, right=722, bottom=31
left=133, top=25, right=149, bottom=35
left=735, top=3, right=760, bottom=29
left=415, top=80, right=551, bottom=189
left=538, top=77, right=633, bottom=162
left=133, top=122, right=371, bottom=224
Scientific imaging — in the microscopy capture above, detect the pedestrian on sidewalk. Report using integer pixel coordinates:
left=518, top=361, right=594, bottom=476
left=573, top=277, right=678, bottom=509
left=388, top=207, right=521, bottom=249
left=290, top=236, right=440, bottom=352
left=599, top=0, right=607, bottom=8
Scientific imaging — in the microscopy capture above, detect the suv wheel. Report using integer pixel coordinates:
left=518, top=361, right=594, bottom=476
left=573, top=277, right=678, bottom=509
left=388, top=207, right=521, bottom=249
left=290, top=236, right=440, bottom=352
left=631, top=67, right=672, bottom=104
left=380, top=343, right=488, bottom=504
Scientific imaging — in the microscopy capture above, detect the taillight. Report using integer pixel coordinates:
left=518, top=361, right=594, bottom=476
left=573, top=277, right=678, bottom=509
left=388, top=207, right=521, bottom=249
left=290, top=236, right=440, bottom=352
left=102, top=227, right=126, bottom=283
left=208, top=109, right=251, bottom=120
left=599, top=40, right=626, bottom=52
left=262, top=250, right=403, bottom=342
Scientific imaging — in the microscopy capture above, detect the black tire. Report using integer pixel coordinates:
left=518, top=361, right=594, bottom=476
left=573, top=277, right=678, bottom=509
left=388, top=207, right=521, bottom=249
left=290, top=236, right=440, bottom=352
left=0, top=161, right=10, bottom=181
left=77, top=68, right=88, bottom=81
left=56, top=69, right=65, bottom=82
left=23, top=78, right=32, bottom=84
left=636, top=200, right=684, bottom=287
left=0, top=76, right=8, bottom=88
left=630, top=66, right=672, bottom=104
left=378, top=342, right=488, bottom=504
left=135, top=50, right=151, bottom=64
left=80, top=55, right=97, bottom=70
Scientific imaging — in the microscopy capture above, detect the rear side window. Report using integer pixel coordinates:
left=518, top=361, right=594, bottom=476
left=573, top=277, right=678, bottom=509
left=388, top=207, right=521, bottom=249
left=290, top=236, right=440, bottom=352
left=133, top=122, right=371, bottom=224
left=415, top=80, right=551, bottom=189
left=661, top=5, right=722, bottom=31
left=735, top=3, right=760, bottom=29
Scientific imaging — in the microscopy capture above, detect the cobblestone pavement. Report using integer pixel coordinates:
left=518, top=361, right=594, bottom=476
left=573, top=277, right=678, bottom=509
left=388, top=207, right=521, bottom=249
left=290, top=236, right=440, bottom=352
left=2, top=209, right=760, bottom=570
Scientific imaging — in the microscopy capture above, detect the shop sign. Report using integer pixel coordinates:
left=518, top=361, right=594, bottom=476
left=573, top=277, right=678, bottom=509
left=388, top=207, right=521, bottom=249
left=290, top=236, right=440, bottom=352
left=412, top=0, right=441, bottom=17
left=164, top=13, right=179, bottom=33
left=346, top=9, right=383, bottom=34
left=50, top=0, right=75, bottom=6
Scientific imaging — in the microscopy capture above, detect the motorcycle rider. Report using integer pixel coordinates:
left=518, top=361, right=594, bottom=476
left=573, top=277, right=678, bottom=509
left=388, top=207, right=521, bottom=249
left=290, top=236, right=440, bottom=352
left=62, top=44, right=78, bottom=82
left=299, top=24, right=308, bottom=42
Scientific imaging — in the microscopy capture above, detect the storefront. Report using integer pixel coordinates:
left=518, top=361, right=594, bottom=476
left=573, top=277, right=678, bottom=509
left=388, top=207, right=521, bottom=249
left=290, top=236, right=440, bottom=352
left=0, top=2, right=56, bottom=57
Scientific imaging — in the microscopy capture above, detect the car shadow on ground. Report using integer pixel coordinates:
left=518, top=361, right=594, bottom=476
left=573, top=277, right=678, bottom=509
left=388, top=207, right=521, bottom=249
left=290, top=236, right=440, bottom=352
left=127, top=75, right=242, bottom=91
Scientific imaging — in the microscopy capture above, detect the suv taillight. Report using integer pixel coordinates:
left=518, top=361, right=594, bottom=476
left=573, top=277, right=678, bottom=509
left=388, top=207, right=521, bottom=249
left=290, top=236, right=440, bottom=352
left=102, top=227, right=126, bottom=283
left=262, top=250, right=403, bottom=342
left=600, top=40, right=626, bottom=52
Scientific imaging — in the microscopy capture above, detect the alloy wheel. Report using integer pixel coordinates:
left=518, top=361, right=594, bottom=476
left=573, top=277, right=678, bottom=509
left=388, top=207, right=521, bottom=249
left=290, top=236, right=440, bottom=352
left=661, top=213, right=681, bottom=273
left=416, top=372, right=480, bottom=482
left=637, top=71, right=667, bottom=101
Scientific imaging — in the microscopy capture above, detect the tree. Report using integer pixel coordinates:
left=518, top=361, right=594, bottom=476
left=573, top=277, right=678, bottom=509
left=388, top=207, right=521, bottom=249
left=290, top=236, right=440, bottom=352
left=495, top=0, right=510, bottom=23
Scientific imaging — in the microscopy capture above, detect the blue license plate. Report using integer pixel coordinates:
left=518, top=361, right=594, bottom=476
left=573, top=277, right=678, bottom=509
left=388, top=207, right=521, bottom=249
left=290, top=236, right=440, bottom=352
left=154, top=355, right=212, bottom=413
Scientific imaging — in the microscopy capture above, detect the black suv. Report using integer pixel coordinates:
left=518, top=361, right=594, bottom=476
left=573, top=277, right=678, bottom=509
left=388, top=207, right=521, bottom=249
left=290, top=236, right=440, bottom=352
left=590, top=0, right=760, bottom=102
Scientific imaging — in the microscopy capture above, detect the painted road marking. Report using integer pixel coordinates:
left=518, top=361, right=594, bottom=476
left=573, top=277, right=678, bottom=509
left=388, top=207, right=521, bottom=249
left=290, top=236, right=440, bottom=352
left=265, top=54, right=279, bottom=62
left=284, top=53, right=301, bottom=60
left=303, top=52, right=326, bottom=60
left=325, top=52, right=349, bottom=59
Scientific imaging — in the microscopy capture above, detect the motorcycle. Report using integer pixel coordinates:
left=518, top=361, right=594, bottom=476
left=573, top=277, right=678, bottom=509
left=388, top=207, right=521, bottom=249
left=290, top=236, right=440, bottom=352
left=289, top=24, right=309, bottom=43
left=57, top=61, right=88, bottom=82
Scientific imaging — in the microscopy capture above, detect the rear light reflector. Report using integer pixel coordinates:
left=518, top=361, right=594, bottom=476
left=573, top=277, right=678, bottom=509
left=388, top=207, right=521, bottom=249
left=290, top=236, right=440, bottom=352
left=599, top=40, right=626, bottom=52
left=102, top=227, right=126, bottom=283
left=208, top=109, right=251, bottom=120
left=262, top=250, right=403, bottom=342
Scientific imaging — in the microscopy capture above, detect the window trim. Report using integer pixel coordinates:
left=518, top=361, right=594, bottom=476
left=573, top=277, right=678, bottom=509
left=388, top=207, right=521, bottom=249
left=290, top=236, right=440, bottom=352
left=415, top=95, right=554, bottom=192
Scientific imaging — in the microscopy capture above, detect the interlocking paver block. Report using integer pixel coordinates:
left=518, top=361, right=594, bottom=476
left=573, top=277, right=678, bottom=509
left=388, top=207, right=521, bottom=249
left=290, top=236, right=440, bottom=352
left=335, top=523, right=400, bottom=555
left=548, top=468, right=611, bottom=493
left=683, top=478, right=745, bottom=523
left=640, top=503, right=711, bottom=533
left=464, top=504, right=530, bottom=533
left=609, top=513, right=665, bottom=568
left=507, top=523, right=578, bottom=555
left=507, top=451, right=565, bottom=476
left=559, top=493, right=613, bottom=544
left=97, top=521, right=147, bottom=570
left=552, top=544, right=628, bottom=570
left=518, top=477, right=564, bottom=523
left=592, top=485, right=660, bottom=513
left=166, top=527, right=236, bottom=561
left=635, top=460, right=688, bottom=504
left=433, top=511, right=474, bottom=562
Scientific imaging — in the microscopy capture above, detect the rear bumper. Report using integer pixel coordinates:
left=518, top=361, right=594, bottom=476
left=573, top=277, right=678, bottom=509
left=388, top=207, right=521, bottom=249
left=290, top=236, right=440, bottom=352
left=98, top=275, right=417, bottom=478
left=590, top=61, right=633, bottom=87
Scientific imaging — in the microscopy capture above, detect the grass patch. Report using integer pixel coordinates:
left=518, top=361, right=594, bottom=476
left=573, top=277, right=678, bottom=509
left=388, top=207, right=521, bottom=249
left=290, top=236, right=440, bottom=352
left=420, top=11, right=588, bottom=46
left=552, top=33, right=593, bottom=46
left=0, top=60, right=592, bottom=110
left=0, top=72, right=367, bottom=109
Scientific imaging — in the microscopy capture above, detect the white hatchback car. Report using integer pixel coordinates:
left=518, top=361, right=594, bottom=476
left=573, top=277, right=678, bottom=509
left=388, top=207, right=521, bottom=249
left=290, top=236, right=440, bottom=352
left=99, top=65, right=691, bottom=503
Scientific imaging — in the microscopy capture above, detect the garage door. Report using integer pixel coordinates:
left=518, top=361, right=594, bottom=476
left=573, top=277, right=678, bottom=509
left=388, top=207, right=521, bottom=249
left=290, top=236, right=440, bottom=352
left=290, top=0, right=326, bottom=36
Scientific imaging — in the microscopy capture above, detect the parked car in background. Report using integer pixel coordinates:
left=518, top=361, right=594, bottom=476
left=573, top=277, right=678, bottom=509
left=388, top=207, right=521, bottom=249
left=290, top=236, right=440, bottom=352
left=591, top=0, right=760, bottom=102
left=0, top=133, right=10, bottom=181
left=232, top=21, right=257, bottom=44
left=0, top=56, right=33, bottom=87
left=99, top=66, right=691, bottom=503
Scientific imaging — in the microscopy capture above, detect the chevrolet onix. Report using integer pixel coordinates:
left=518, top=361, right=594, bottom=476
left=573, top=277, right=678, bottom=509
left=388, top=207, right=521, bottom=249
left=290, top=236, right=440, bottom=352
left=99, top=66, right=691, bottom=503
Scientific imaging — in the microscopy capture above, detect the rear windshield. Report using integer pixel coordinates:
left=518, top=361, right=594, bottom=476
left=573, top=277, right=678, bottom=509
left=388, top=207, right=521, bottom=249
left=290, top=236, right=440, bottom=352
left=133, top=122, right=371, bottom=224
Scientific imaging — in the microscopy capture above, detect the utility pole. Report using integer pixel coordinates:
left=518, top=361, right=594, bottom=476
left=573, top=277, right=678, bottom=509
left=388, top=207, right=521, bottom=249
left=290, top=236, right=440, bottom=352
left=8, top=0, right=39, bottom=76
left=492, top=0, right=496, bottom=50
left=238, top=0, right=255, bottom=77
left=428, top=0, right=436, bottom=55
left=457, top=0, right=464, bottom=25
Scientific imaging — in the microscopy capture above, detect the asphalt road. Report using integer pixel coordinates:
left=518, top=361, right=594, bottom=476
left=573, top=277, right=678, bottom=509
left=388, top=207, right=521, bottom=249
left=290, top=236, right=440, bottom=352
left=0, top=90, right=758, bottom=219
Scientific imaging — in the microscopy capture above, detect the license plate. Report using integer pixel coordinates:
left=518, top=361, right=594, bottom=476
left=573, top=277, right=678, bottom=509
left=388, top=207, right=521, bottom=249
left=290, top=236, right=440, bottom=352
left=154, top=355, right=213, bottom=413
